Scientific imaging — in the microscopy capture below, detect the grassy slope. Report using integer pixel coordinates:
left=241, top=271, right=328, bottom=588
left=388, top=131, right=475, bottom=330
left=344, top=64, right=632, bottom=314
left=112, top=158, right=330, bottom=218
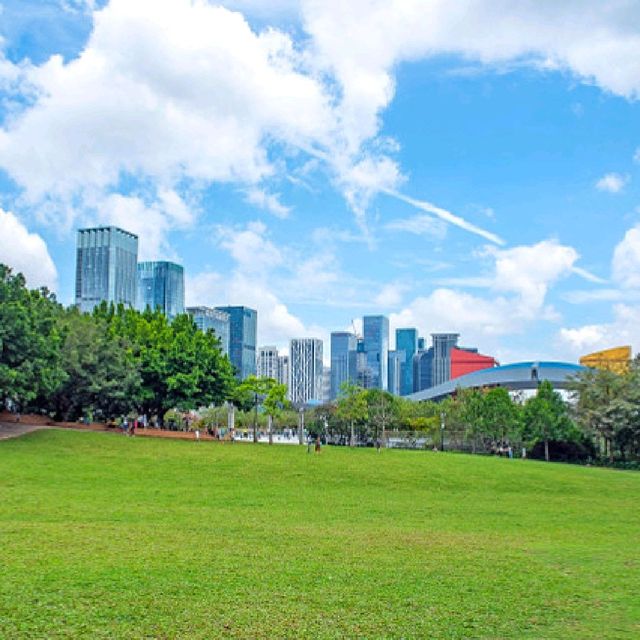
left=0, top=430, right=638, bottom=639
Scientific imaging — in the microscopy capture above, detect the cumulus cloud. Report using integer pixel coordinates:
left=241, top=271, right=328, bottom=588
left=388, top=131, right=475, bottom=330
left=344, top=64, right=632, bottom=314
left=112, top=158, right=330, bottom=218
left=245, top=188, right=291, bottom=218
left=390, top=239, right=580, bottom=348
left=612, top=224, right=640, bottom=289
left=0, top=209, right=57, bottom=289
left=596, top=172, right=629, bottom=193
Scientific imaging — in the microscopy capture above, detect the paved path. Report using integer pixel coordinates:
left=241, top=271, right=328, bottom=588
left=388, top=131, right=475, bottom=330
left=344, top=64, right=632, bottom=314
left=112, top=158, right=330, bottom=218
left=0, top=422, right=51, bottom=440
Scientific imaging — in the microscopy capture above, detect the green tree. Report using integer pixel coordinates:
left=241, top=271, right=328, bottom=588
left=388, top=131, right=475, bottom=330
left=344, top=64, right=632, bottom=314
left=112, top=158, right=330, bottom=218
left=480, top=387, right=521, bottom=447
left=235, top=375, right=274, bottom=443
left=336, top=382, right=368, bottom=446
left=263, top=381, right=289, bottom=444
left=0, top=265, right=65, bottom=411
left=523, top=380, right=574, bottom=461
left=365, top=388, right=400, bottom=447
left=52, top=310, right=142, bottom=421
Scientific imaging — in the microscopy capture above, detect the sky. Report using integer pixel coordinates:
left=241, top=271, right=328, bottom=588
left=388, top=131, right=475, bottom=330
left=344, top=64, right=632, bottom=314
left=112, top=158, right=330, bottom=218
left=1, top=0, right=640, bottom=364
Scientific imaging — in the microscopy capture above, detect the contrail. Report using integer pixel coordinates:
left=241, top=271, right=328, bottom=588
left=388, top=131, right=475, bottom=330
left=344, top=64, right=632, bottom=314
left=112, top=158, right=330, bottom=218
left=383, top=189, right=506, bottom=246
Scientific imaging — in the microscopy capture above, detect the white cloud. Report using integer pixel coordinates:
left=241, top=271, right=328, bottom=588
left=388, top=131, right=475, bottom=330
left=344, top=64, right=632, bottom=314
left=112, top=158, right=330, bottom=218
left=612, top=224, right=640, bottom=289
left=216, top=220, right=283, bottom=274
left=245, top=188, right=291, bottom=218
left=374, top=282, right=408, bottom=308
left=390, top=239, right=580, bottom=350
left=0, top=209, right=57, bottom=289
left=558, top=304, right=640, bottom=356
left=386, top=190, right=505, bottom=245
left=595, top=172, right=629, bottom=193
left=385, top=213, right=447, bottom=241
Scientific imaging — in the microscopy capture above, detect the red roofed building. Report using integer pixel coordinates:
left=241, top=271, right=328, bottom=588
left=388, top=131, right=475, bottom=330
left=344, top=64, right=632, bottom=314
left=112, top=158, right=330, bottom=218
left=450, top=347, right=498, bottom=380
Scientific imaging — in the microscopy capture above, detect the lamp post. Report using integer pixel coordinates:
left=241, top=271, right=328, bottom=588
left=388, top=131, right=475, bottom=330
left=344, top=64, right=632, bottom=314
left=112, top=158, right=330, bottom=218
left=440, top=411, right=445, bottom=451
left=253, top=392, right=259, bottom=443
left=298, top=406, right=305, bottom=445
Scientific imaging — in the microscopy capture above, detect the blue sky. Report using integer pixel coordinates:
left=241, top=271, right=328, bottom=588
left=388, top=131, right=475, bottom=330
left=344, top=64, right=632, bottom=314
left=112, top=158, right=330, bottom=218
left=1, top=0, right=640, bottom=363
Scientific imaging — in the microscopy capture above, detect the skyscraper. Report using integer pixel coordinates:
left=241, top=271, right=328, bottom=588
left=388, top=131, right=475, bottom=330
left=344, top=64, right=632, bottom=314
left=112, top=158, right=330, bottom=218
left=75, top=226, right=138, bottom=313
left=257, top=346, right=279, bottom=379
left=186, top=306, right=230, bottom=355
left=396, top=328, right=418, bottom=396
left=432, top=333, right=460, bottom=386
left=387, top=350, right=404, bottom=396
left=413, top=348, right=434, bottom=392
left=330, top=331, right=357, bottom=399
left=215, top=306, right=257, bottom=380
left=363, top=315, right=389, bottom=390
left=137, top=261, right=184, bottom=320
left=289, top=338, right=323, bottom=404
left=277, top=355, right=289, bottom=389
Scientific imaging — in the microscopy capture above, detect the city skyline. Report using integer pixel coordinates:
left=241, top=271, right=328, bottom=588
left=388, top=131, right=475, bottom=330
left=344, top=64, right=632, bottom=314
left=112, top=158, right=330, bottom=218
left=2, top=2, right=640, bottom=366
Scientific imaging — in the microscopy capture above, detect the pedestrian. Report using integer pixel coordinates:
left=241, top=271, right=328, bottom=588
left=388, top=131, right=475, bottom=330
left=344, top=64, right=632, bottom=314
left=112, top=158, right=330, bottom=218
left=521, top=447, right=527, bottom=459
left=130, top=421, right=136, bottom=437
left=375, top=438, right=381, bottom=453
left=195, top=427, right=200, bottom=442
left=508, top=446, right=513, bottom=459
left=123, top=416, right=128, bottom=435
left=315, top=437, right=321, bottom=454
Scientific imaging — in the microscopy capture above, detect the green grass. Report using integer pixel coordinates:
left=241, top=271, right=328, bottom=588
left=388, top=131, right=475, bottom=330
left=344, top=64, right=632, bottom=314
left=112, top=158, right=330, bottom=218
left=1, top=430, right=639, bottom=639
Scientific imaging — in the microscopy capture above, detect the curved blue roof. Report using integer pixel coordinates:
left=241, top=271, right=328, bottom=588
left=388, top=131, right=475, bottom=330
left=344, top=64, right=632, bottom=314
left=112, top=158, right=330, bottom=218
left=407, top=360, right=586, bottom=402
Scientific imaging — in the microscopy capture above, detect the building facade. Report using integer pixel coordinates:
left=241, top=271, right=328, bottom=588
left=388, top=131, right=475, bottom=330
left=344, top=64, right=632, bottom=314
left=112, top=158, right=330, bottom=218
left=186, top=306, right=230, bottom=356
left=215, top=306, right=257, bottom=380
left=289, top=338, right=323, bottom=405
left=413, top=348, right=434, bottom=392
left=75, top=226, right=138, bottom=313
left=137, top=261, right=184, bottom=320
left=450, top=347, right=497, bottom=380
left=330, top=331, right=357, bottom=399
left=277, top=355, right=289, bottom=389
left=388, top=350, right=404, bottom=396
left=257, top=346, right=279, bottom=379
left=431, top=333, right=460, bottom=387
left=363, top=315, right=389, bottom=390
left=396, top=328, right=418, bottom=396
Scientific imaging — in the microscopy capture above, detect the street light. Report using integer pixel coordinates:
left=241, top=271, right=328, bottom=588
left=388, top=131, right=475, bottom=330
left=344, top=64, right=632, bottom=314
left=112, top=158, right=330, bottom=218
left=440, top=411, right=445, bottom=451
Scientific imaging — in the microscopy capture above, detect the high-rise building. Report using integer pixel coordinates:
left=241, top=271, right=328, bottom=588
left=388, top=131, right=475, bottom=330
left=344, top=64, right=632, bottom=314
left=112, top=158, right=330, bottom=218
left=417, top=337, right=425, bottom=350
left=187, top=306, right=230, bottom=356
left=75, top=226, right=138, bottom=313
left=289, top=338, right=323, bottom=405
left=387, top=350, right=404, bottom=396
left=413, top=348, right=434, bottom=392
left=355, top=337, right=373, bottom=388
left=330, top=331, right=357, bottom=399
left=396, top=328, right=418, bottom=396
left=363, top=315, right=389, bottom=390
left=257, top=346, right=279, bottom=379
left=137, top=261, right=184, bottom=320
left=215, top=306, right=257, bottom=380
left=322, top=366, right=331, bottom=404
left=432, top=333, right=459, bottom=386
left=277, top=355, right=289, bottom=389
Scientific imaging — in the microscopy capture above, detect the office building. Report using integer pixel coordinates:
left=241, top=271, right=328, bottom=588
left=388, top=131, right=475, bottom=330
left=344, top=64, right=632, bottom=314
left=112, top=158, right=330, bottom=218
left=257, top=346, right=279, bottom=379
left=215, top=306, right=257, bottom=380
left=137, top=261, right=184, bottom=320
left=322, top=366, right=331, bottom=404
left=413, top=348, right=434, bottom=392
left=277, top=355, right=289, bottom=389
left=432, top=333, right=460, bottom=387
left=75, top=226, right=138, bottom=313
left=450, top=347, right=498, bottom=380
left=355, top=337, right=373, bottom=388
left=363, top=315, right=389, bottom=390
left=289, top=338, right=323, bottom=404
left=396, top=328, right=418, bottom=396
left=388, top=350, right=404, bottom=396
left=330, top=331, right=357, bottom=399
left=187, top=306, right=230, bottom=355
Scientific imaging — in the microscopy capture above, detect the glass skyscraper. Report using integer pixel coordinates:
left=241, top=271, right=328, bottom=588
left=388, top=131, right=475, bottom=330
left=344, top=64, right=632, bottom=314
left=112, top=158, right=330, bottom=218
left=215, top=306, right=257, bottom=380
left=432, top=333, right=460, bottom=386
left=137, top=261, right=184, bottom=320
left=75, top=226, right=138, bottom=313
left=363, top=315, right=389, bottom=390
left=330, top=331, right=357, bottom=399
left=396, top=328, right=418, bottom=395
left=187, top=306, right=230, bottom=356
left=387, top=350, right=404, bottom=396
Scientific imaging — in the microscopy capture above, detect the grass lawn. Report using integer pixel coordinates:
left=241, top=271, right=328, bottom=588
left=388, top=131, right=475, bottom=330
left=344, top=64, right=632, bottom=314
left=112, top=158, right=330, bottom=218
left=1, top=430, right=639, bottom=639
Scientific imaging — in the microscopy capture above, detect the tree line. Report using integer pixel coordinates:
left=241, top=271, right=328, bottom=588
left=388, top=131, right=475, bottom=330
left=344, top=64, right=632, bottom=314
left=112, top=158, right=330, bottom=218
left=0, top=264, right=235, bottom=422
left=2, top=263, right=639, bottom=464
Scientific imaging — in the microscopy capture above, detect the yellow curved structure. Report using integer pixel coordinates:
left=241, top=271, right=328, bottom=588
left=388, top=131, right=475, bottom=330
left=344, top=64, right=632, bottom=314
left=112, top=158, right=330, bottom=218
left=579, top=346, right=632, bottom=375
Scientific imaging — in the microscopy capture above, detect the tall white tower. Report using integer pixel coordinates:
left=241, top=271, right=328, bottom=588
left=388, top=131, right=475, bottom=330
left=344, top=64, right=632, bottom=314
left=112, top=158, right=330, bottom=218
left=289, top=338, right=323, bottom=404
